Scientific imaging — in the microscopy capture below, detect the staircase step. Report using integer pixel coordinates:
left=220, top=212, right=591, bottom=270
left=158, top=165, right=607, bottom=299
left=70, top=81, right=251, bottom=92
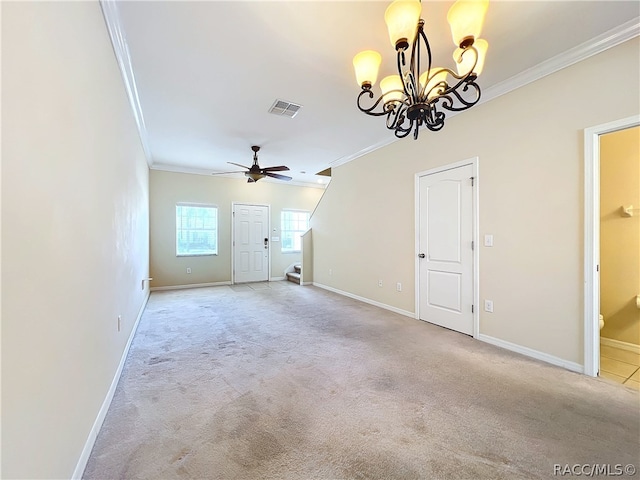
left=294, top=265, right=301, bottom=274
left=286, top=271, right=301, bottom=284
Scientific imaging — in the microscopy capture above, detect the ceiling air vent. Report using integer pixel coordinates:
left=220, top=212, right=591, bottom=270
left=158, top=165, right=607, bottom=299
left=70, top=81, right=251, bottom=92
left=269, top=99, right=302, bottom=118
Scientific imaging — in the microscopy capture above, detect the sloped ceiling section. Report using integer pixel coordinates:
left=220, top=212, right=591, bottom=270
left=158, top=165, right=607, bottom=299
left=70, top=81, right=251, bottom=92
left=101, top=1, right=640, bottom=187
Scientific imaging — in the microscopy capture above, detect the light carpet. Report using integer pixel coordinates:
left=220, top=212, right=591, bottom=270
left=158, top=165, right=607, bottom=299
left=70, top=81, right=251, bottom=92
left=83, top=282, right=640, bottom=479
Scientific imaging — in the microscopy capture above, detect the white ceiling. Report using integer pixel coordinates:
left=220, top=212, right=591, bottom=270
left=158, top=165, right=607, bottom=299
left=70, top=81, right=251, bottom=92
left=108, top=1, right=639, bottom=186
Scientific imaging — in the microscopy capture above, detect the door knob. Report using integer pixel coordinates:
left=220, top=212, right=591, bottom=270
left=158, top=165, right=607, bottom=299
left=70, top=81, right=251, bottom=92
left=418, top=253, right=425, bottom=258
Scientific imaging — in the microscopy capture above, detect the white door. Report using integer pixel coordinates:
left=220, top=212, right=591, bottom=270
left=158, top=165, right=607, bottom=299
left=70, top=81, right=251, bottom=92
left=233, top=204, right=270, bottom=283
left=418, top=164, right=474, bottom=335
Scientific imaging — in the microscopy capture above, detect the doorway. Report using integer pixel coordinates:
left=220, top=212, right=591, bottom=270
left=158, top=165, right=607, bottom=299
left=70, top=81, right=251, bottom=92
left=584, top=115, right=640, bottom=377
left=232, top=203, right=270, bottom=284
left=416, top=159, right=479, bottom=337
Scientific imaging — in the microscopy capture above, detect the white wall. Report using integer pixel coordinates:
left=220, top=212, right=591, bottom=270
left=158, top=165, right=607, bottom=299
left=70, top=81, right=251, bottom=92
left=2, top=2, right=150, bottom=478
left=312, top=38, right=640, bottom=366
left=149, top=170, right=324, bottom=287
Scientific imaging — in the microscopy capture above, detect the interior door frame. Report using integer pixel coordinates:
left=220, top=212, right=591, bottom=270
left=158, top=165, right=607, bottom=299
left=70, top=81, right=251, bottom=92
left=414, top=157, right=480, bottom=338
left=583, top=115, right=640, bottom=377
left=231, top=202, right=271, bottom=284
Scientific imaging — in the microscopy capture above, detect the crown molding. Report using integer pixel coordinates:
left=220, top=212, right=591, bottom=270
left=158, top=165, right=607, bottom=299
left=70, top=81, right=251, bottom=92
left=150, top=164, right=327, bottom=189
left=334, top=17, right=640, bottom=168
left=100, top=1, right=153, bottom=166
left=329, top=136, right=397, bottom=168
left=481, top=17, right=640, bottom=105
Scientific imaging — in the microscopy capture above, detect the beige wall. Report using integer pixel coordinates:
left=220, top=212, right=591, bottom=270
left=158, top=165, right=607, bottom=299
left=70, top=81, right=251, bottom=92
left=600, top=126, right=640, bottom=345
left=312, top=38, right=640, bottom=365
left=2, top=2, right=150, bottom=478
left=149, top=170, right=324, bottom=287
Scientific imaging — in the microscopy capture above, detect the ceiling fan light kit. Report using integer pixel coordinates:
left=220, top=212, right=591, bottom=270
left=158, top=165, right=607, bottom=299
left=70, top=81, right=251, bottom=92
left=212, top=146, right=292, bottom=183
left=353, top=0, right=489, bottom=140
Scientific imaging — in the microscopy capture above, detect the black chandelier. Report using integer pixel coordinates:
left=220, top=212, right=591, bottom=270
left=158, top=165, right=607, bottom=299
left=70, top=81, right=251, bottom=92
left=353, top=0, right=489, bottom=140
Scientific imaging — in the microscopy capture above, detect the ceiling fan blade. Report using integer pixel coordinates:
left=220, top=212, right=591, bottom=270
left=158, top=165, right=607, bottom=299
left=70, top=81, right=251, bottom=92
left=265, top=172, right=292, bottom=181
left=211, top=171, right=246, bottom=175
left=261, top=165, right=290, bottom=172
left=228, top=162, right=250, bottom=169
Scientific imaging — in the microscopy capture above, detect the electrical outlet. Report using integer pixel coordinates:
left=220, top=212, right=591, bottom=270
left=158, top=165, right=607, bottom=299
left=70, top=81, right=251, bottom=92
left=117, top=315, right=121, bottom=332
left=484, top=300, right=494, bottom=313
left=378, top=280, right=383, bottom=287
left=186, top=267, right=192, bottom=274
left=396, top=282, right=402, bottom=292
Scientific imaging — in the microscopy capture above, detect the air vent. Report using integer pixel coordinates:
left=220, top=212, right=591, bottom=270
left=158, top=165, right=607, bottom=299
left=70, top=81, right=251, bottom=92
left=269, top=99, right=302, bottom=118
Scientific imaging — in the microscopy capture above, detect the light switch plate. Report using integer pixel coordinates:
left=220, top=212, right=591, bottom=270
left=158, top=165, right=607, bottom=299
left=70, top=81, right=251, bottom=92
left=484, top=300, right=494, bottom=312
left=484, top=234, right=494, bottom=247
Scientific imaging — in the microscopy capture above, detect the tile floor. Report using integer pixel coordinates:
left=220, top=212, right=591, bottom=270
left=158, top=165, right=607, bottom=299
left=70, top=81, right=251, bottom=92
left=600, top=343, right=640, bottom=390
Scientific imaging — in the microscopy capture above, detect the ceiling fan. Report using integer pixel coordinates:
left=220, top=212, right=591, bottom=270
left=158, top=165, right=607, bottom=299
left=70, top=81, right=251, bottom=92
left=212, top=146, right=292, bottom=183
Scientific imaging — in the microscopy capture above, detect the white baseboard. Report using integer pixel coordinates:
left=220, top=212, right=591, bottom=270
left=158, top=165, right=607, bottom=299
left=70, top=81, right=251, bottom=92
left=150, top=281, right=231, bottom=291
left=312, top=282, right=415, bottom=319
left=301, top=281, right=313, bottom=286
left=600, top=337, right=640, bottom=354
left=270, top=276, right=285, bottom=282
left=477, top=334, right=584, bottom=374
left=72, top=290, right=150, bottom=479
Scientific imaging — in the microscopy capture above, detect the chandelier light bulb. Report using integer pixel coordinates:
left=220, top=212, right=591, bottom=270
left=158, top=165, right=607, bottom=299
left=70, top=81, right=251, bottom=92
left=353, top=50, right=383, bottom=88
left=453, top=39, right=488, bottom=76
left=419, top=68, right=449, bottom=100
left=380, top=75, right=405, bottom=103
left=447, top=0, right=489, bottom=48
left=384, top=0, right=422, bottom=50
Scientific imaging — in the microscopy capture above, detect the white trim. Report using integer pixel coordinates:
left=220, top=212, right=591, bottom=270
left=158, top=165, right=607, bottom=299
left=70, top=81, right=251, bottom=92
left=313, top=282, right=415, bottom=319
left=99, top=1, right=153, bottom=165
left=600, top=337, right=640, bottom=355
left=481, top=18, right=639, bottom=107
left=72, top=291, right=150, bottom=479
left=414, top=158, right=480, bottom=338
left=583, top=115, right=640, bottom=377
left=150, top=281, right=232, bottom=291
left=151, top=164, right=327, bottom=189
left=271, top=276, right=286, bottom=282
left=478, top=334, right=584, bottom=374
left=301, top=281, right=313, bottom=286
left=329, top=136, right=396, bottom=169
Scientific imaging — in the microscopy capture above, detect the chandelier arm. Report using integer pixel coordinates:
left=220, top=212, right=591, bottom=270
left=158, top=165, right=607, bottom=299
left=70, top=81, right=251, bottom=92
left=386, top=102, right=405, bottom=129
left=417, top=24, right=433, bottom=100
left=357, top=88, right=394, bottom=117
left=437, top=81, right=481, bottom=112
left=396, top=49, right=413, bottom=101
left=394, top=120, right=414, bottom=138
left=443, top=46, right=479, bottom=93
left=424, top=107, right=446, bottom=131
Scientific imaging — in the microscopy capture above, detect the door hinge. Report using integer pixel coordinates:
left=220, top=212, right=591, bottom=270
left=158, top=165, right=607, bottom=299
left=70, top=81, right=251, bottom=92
left=470, top=176, right=475, bottom=187
left=472, top=304, right=474, bottom=313
left=471, top=240, right=474, bottom=250
left=597, top=264, right=599, bottom=272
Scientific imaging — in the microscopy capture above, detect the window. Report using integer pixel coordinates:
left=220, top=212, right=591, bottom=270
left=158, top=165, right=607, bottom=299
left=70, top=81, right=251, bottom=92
left=281, top=210, right=309, bottom=253
left=176, top=204, right=218, bottom=256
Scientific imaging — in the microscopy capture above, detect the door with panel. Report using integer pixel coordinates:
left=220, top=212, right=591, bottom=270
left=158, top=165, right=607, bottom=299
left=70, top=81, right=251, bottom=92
left=418, top=164, right=474, bottom=335
left=233, top=204, right=270, bottom=283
